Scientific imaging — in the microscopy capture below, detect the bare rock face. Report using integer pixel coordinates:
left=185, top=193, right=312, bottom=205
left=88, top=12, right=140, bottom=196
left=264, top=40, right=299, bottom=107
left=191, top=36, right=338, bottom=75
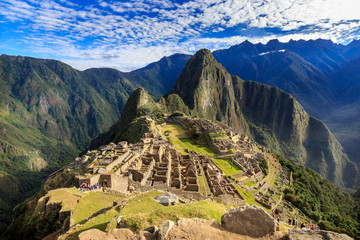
left=221, top=205, right=276, bottom=238
left=288, top=229, right=353, bottom=240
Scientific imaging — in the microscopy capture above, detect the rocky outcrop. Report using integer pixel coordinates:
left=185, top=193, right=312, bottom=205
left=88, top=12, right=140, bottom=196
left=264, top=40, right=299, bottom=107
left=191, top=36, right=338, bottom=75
left=288, top=229, right=353, bottom=240
left=221, top=205, right=276, bottom=238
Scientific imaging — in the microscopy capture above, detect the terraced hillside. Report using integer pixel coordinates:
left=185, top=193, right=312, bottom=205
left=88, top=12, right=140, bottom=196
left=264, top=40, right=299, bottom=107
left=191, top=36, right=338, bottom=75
left=5, top=112, right=359, bottom=239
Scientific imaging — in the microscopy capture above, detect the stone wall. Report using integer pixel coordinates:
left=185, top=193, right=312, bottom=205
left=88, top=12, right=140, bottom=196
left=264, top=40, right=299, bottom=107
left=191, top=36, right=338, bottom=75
left=105, top=150, right=131, bottom=172
left=111, top=175, right=129, bottom=192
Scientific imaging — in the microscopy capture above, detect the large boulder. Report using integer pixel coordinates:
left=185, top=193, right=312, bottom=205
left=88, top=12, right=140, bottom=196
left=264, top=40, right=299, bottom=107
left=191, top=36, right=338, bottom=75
left=154, top=193, right=179, bottom=206
left=158, top=220, right=174, bottom=240
left=288, top=229, right=353, bottom=240
left=221, top=205, right=276, bottom=238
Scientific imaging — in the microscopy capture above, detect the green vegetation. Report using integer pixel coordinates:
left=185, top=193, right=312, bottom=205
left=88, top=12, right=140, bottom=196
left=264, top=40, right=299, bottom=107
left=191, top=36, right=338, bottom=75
left=208, top=131, right=228, bottom=140
left=59, top=191, right=228, bottom=239
left=161, top=124, right=216, bottom=156
left=243, top=181, right=256, bottom=187
left=258, top=159, right=269, bottom=175
left=198, top=167, right=212, bottom=195
left=63, top=208, right=119, bottom=240
left=278, top=154, right=360, bottom=239
left=117, top=191, right=227, bottom=232
left=212, top=158, right=243, bottom=176
left=169, top=111, right=185, bottom=117
left=72, top=192, right=122, bottom=225
left=160, top=124, right=190, bottom=139
left=226, top=148, right=236, bottom=154
left=233, top=185, right=257, bottom=206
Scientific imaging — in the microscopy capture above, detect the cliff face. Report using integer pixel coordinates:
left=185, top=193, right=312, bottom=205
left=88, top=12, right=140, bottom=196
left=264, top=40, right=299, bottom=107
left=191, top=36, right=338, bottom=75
left=170, top=49, right=359, bottom=188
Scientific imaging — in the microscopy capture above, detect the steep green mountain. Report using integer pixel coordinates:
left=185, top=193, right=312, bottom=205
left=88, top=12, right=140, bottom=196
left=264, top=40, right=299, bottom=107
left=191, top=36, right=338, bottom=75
left=0, top=55, right=136, bottom=230
left=167, top=49, right=359, bottom=188
left=0, top=52, right=191, bottom=230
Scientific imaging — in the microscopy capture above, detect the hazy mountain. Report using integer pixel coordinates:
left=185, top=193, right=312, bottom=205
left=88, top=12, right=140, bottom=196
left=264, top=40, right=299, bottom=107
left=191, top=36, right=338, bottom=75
left=125, top=53, right=191, bottom=98
left=211, top=39, right=360, bottom=169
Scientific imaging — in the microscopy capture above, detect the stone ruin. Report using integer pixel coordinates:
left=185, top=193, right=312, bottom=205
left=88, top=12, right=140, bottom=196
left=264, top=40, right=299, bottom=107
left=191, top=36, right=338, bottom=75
left=73, top=135, right=244, bottom=200
left=72, top=115, right=275, bottom=201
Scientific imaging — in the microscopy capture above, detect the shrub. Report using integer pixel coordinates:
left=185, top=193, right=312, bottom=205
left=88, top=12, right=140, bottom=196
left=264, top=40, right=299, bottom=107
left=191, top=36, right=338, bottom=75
left=169, top=111, right=184, bottom=117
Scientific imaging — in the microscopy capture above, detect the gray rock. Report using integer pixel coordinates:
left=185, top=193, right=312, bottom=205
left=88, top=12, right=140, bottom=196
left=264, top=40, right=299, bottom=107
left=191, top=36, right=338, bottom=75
left=288, top=229, right=353, bottom=240
left=158, top=220, right=174, bottom=240
left=221, top=205, right=276, bottom=238
left=144, top=225, right=159, bottom=234
left=154, top=193, right=179, bottom=206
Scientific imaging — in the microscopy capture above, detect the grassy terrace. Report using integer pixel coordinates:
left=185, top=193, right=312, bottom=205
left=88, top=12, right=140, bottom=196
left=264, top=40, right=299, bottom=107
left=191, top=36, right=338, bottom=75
left=159, top=123, right=216, bottom=156
left=243, top=181, right=256, bottom=187
left=170, top=138, right=216, bottom=156
left=59, top=191, right=230, bottom=239
left=198, top=167, right=212, bottom=195
left=114, top=191, right=228, bottom=232
left=211, top=158, right=243, bottom=176
left=72, top=192, right=123, bottom=225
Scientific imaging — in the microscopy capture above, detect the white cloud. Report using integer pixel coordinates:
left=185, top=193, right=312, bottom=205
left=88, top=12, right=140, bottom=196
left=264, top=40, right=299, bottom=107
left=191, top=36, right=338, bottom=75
left=0, top=0, right=360, bottom=70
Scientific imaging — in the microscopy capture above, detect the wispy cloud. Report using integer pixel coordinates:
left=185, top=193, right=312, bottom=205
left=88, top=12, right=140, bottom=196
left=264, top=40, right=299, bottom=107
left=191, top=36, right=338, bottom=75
left=0, top=0, right=360, bottom=71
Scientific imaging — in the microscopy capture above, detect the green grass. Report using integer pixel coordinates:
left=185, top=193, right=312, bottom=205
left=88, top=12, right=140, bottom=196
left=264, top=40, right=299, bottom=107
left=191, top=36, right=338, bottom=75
left=61, top=190, right=229, bottom=237
left=160, top=123, right=216, bottom=156
left=62, top=209, right=119, bottom=240
left=43, top=188, right=84, bottom=212
left=233, top=185, right=263, bottom=208
left=212, top=158, right=243, bottom=176
left=160, top=124, right=190, bottom=138
left=169, top=138, right=216, bottom=156
left=120, top=191, right=166, bottom=215
left=72, top=191, right=123, bottom=225
left=120, top=199, right=227, bottom=232
left=198, top=168, right=212, bottom=195
left=243, top=181, right=256, bottom=187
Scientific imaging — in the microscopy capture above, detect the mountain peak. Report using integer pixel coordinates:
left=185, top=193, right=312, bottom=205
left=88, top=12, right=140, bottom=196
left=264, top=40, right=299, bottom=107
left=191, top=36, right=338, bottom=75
left=170, top=48, right=226, bottom=110
left=192, top=48, right=216, bottom=64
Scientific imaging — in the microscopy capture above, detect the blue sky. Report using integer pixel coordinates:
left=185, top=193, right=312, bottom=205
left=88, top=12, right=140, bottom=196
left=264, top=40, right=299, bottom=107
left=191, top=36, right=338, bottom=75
left=1, top=0, right=360, bottom=71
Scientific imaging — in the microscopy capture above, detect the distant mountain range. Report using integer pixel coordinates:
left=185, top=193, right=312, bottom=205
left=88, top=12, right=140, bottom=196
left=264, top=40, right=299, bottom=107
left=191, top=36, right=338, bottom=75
left=211, top=39, right=360, bottom=169
left=1, top=38, right=360, bottom=231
